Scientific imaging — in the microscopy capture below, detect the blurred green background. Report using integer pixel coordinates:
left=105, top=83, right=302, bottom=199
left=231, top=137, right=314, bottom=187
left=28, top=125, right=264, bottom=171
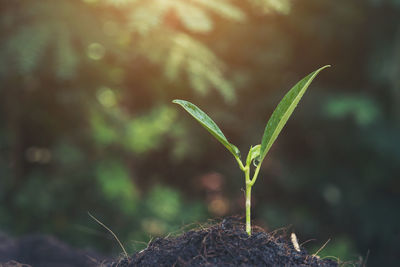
left=0, top=0, right=399, bottom=265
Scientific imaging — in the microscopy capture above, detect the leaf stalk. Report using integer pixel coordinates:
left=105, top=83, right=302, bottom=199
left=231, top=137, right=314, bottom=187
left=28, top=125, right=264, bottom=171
left=236, top=157, right=246, bottom=171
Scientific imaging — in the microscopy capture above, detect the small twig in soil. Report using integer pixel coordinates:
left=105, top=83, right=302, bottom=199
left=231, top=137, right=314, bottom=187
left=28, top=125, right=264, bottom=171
left=300, top=238, right=316, bottom=247
left=362, top=249, right=370, bottom=267
left=88, top=212, right=128, bottom=258
left=313, top=238, right=331, bottom=257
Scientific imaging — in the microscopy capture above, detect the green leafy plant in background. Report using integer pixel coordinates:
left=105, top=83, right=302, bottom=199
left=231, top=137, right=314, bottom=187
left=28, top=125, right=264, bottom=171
left=173, top=65, right=330, bottom=235
left=0, top=0, right=294, bottom=102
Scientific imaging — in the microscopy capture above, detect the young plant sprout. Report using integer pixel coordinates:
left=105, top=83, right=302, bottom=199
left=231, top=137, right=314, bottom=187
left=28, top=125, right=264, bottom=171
left=173, top=65, right=330, bottom=235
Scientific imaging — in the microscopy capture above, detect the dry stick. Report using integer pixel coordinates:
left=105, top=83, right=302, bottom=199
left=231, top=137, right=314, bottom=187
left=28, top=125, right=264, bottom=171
left=299, top=238, right=316, bottom=247
left=362, top=249, right=370, bottom=267
left=88, top=212, right=128, bottom=258
left=313, top=238, right=331, bottom=257
left=321, top=255, right=341, bottom=262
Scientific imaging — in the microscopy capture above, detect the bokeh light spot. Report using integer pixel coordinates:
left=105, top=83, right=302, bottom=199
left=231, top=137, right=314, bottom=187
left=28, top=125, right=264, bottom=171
left=208, top=196, right=229, bottom=216
left=97, top=87, right=117, bottom=108
left=87, top=43, right=106, bottom=60
left=25, top=147, right=52, bottom=164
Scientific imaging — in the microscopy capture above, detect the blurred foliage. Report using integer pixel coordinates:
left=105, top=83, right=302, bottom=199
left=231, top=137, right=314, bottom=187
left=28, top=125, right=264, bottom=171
left=0, top=0, right=399, bottom=265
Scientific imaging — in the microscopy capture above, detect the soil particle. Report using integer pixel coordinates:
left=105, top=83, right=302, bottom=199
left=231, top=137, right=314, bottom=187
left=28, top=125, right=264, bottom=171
left=108, top=217, right=338, bottom=267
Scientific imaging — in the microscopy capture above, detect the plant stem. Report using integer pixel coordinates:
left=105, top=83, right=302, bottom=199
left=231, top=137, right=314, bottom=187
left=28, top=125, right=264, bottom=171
left=250, top=164, right=261, bottom=186
left=244, top=167, right=252, bottom=235
left=236, top=157, right=246, bottom=171
left=244, top=161, right=261, bottom=235
left=245, top=182, right=252, bottom=235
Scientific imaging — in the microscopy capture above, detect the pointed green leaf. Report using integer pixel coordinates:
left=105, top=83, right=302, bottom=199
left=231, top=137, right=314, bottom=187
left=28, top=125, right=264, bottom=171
left=173, top=99, right=240, bottom=158
left=246, top=145, right=261, bottom=167
left=260, top=65, right=330, bottom=163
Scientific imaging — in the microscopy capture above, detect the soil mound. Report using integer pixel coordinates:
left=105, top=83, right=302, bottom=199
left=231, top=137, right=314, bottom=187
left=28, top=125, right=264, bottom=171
left=109, top=217, right=338, bottom=267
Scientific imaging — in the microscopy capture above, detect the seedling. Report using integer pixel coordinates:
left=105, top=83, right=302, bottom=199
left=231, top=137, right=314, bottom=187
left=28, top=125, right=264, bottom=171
left=173, top=65, right=330, bottom=235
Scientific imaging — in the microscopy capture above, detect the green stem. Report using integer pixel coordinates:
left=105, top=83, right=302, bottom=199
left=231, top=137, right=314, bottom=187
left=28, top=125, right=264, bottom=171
left=250, top=164, right=261, bottom=186
left=244, top=162, right=262, bottom=235
left=245, top=182, right=252, bottom=235
left=236, top=157, right=245, bottom=171
left=244, top=166, right=252, bottom=235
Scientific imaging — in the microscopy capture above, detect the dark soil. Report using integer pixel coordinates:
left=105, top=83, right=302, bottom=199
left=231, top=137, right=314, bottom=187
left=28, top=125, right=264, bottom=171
left=0, top=218, right=340, bottom=267
left=0, top=232, right=106, bottom=267
left=107, top=217, right=338, bottom=267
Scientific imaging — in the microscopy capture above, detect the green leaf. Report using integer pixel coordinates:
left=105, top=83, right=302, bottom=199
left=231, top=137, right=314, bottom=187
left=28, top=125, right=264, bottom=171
left=173, top=99, right=240, bottom=158
left=246, top=145, right=261, bottom=167
left=260, top=65, right=330, bottom=163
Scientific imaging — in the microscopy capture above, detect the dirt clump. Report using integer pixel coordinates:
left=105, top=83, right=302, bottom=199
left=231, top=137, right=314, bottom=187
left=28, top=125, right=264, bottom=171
left=108, top=217, right=338, bottom=267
